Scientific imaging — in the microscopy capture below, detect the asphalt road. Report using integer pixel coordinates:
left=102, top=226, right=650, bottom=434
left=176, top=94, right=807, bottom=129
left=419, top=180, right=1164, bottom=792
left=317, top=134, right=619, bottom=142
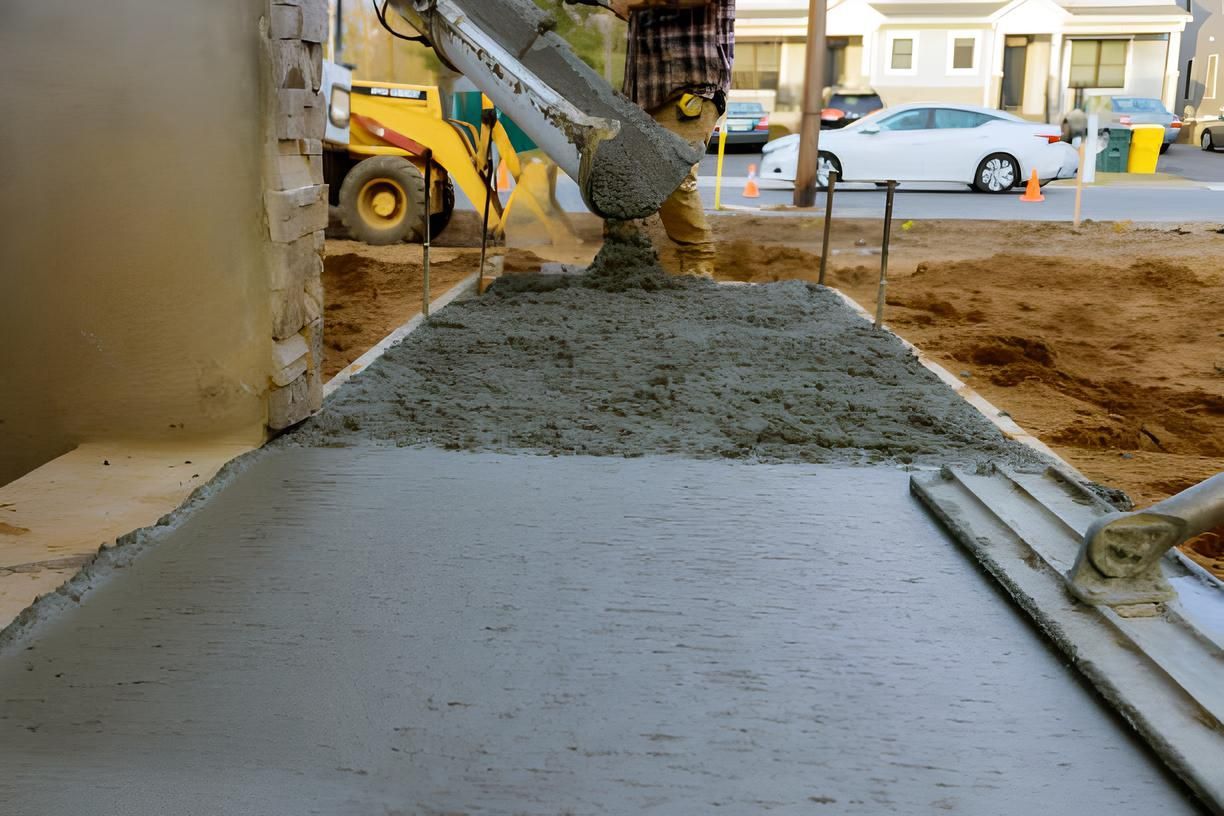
left=0, top=448, right=1205, bottom=814
left=1158, top=142, right=1224, bottom=181
left=703, top=140, right=1224, bottom=184
left=698, top=176, right=1224, bottom=221
left=696, top=143, right=1224, bottom=220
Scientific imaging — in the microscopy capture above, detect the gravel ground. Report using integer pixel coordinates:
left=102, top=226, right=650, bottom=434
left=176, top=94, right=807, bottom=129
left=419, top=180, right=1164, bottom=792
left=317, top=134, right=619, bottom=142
left=292, top=273, right=1040, bottom=469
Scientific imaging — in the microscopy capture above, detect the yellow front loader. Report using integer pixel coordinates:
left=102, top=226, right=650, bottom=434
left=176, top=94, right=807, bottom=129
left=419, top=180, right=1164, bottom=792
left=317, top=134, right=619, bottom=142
left=322, top=64, right=575, bottom=246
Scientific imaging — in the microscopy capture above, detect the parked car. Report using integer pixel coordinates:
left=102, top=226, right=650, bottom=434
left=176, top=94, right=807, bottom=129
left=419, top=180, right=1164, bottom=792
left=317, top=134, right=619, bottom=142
left=1201, top=119, right=1224, bottom=152
left=710, top=102, right=770, bottom=150
left=821, top=90, right=884, bottom=129
left=1063, top=96, right=1180, bottom=154
left=760, top=103, right=1078, bottom=193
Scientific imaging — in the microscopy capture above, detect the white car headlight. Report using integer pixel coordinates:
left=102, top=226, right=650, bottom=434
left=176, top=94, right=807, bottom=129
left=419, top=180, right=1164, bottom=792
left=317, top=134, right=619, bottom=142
left=330, top=88, right=351, bottom=129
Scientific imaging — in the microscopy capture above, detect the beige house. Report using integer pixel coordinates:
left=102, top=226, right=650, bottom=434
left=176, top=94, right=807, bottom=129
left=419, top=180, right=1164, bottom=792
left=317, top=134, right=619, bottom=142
left=1179, top=0, right=1223, bottom=139
left=734, top=0, right=1193, bottom=127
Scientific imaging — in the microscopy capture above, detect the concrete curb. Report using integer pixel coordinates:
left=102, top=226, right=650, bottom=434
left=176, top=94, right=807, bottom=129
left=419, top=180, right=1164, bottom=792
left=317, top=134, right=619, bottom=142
left=323, top=272, right=481, bottom=399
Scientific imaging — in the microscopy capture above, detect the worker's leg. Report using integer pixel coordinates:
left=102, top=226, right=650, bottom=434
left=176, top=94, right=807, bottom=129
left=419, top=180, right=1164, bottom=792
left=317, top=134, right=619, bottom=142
left=649, top=98, right=720, bottom=276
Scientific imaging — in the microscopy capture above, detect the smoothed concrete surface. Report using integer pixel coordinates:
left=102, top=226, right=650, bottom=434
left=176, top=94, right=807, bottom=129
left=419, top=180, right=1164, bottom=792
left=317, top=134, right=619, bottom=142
left=0, top=448, right=1202, bottom=815
left=0, top=441, right=254, bottom=631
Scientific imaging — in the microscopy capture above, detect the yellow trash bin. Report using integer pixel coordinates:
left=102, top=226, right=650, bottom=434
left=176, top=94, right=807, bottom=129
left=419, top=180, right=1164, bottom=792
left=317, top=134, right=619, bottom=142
left=1127, top=124, right=1164, bottom=174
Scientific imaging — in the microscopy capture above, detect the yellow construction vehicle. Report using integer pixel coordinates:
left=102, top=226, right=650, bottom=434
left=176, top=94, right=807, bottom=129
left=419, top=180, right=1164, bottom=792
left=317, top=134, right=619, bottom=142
left=322, top=62, right=573, bottom=246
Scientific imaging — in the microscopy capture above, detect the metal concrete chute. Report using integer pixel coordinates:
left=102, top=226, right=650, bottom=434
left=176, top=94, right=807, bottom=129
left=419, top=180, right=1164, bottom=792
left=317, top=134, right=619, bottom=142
left=912, top=465, right=1224, bottom=812
left=388, top=0, right=703, bottom=220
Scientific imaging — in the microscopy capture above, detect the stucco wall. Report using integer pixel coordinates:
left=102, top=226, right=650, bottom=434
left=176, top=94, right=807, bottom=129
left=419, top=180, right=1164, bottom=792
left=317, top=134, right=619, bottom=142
left=872, top=26, right=991, bottom=106
left=0, top=0, right=327, bottom=486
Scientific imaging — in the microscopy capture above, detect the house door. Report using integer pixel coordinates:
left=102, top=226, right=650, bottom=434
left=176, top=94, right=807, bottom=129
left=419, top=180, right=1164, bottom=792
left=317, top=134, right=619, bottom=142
left=1001, top=36, right=1029, bottom=111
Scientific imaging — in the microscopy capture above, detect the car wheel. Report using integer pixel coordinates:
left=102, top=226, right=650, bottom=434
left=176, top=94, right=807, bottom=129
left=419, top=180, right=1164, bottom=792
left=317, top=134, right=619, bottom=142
left=816, top=151, right=842, bottom=189
left=973, top=153, right=1019, bottom=194
left=1159, top=142, right=1170, bottom=155
left=1203, top=131, right=1216, bottom=152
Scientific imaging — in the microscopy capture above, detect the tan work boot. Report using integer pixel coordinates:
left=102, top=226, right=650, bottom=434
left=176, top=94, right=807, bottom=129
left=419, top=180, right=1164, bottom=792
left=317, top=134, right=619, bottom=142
left=680, top=257, right=715, bottom=279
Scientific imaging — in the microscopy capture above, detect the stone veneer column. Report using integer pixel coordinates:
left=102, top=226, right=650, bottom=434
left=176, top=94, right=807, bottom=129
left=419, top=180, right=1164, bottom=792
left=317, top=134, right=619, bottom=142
left=263, top=0, right=329, bottom=430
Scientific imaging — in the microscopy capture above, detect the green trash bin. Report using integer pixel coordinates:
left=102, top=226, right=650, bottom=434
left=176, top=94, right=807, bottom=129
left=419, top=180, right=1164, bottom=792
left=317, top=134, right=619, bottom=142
left=451, top=91, right=538, bottom=154
left=1095, top=127, right=1131, bottom=173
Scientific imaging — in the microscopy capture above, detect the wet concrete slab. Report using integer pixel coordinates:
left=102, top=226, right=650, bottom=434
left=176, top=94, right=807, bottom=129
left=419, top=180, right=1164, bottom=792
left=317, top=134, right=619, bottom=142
left=0, top=448, right=1204, bottom=815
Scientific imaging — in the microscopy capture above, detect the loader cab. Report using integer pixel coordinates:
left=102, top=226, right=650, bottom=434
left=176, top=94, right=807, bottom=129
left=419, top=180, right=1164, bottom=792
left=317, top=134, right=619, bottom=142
left=321, top=60, right=352, bottom=147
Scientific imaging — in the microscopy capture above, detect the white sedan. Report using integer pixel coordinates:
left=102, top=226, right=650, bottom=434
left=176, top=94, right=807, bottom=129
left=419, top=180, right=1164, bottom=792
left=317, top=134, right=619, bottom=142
left=760, top=103, right=1079, bottom=193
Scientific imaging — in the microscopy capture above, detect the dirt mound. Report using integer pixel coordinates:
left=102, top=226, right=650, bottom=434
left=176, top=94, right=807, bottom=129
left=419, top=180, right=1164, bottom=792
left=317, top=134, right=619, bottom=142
left=968, top=335, right=1056, bottom=368
left=715, top=241, right=824, bottom=283
left=1128, top=258, right=1208, bottom=292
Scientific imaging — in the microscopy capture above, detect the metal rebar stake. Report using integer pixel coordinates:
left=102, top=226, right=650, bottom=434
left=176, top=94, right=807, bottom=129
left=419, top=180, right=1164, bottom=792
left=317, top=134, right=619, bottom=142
left=818, top=170, right=837, bottom=286
left=874, top=180, right=896, bottom=331
left=422, top=149, right=432, bottom=319
left=477, top=110, right=497, bottom=294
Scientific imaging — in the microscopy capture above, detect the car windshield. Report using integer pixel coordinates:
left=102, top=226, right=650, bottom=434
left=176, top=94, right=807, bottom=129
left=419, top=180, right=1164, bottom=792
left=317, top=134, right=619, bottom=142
left=830, top=94, right=882, bottom=114
left=841, top=107, right=895, bottom=130
left=1112, top=97, right=1167, bottom=113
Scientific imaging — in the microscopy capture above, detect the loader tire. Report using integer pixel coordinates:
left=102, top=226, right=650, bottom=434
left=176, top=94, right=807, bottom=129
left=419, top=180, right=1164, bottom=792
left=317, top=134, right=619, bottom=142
left=338, top=156, right=424, bottom=245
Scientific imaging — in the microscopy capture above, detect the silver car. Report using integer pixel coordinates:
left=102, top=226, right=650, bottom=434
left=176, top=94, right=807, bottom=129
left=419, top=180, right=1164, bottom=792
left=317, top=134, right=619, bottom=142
left=1064, top=96, right=1181, bottom=153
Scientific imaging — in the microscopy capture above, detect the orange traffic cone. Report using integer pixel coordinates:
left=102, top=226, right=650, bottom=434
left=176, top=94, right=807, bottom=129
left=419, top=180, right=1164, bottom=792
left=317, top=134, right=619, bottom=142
left=743, top=163, right=760, bottom=198
left=497, top=159, right=511, bottom=190
left=1019, top=169, right=1044, bottom=202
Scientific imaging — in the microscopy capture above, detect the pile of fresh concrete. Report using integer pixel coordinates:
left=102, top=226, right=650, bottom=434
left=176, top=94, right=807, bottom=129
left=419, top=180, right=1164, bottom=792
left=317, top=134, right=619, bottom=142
left=294, top=260, right=1038, bottom=469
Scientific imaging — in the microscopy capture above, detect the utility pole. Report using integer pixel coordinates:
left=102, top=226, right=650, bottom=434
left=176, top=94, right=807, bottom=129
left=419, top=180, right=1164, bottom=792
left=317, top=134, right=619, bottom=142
left=793, top=0, right=827, bottom=207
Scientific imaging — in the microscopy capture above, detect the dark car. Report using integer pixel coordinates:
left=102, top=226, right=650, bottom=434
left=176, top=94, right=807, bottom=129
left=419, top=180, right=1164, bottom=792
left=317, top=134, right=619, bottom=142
left=710, top=102, right=770, bottom=150
left=821, top=90, right=884, bottom=129
left=1202, top=119, right=1224, bottom=152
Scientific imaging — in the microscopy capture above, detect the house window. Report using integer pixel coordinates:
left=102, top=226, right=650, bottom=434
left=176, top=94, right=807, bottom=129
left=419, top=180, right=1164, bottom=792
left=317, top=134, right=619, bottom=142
left=952, top=37, right=976, bottom=71
left=891, top=38, right=915, bottom=71
left=732, top=41, right=782, bottom=91
left=1185, top=59, right=1194, bottom=99
left=1069, top=39, right=1127, bottom=88
left=1207, top=54, right=1219, bottom=99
